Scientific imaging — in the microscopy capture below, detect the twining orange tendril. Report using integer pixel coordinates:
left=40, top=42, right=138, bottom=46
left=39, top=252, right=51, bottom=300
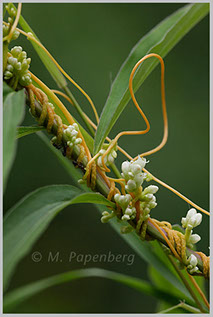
left=52, top=90, right=131, bottom=159
left=101, top=53, right=167, bottom=171
left=107, top=177, right=126, bottom=195
left=150, top=217, right=209, bottom=308
left=3, top=3, right=22, bottom=42
left=143, top=169, right=210, bottom=216
left=187, top=270, right=210, bottom=309
left=130, top=53, right=168, bottom=159
left=2, top=22, right=99, bottom=124
left=53, top=90, right=210, bottom=217
left=148, top=218, right=182, bottom=262
left=29, top=72, right=91, bottom=161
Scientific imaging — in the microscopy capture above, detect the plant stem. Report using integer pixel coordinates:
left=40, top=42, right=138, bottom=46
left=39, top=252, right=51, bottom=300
left=25, top=90, right=207, bottom=276
left=187, top=272, right=210, bottom=310
left=63, top=86, right=95, bottom=137
left=110, top=162, right=122, bottom=178
left=167, top=255, right=205, bottom=313
left=158, top=302, right=201, bottom=314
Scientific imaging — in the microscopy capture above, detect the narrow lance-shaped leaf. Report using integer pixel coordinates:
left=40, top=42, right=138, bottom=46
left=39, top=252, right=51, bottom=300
left=94, top=3, right=209, bottom=153
left=4, top=267, right=186, bottom=312
left=3, top=185, right=115, bottom=291
left=3, top=82, right=25, bottom=191
left=17, top=126, right=45, bottom=139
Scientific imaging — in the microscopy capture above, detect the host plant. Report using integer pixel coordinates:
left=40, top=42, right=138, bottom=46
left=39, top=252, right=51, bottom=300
left=3, top=3, right=210, bottom=314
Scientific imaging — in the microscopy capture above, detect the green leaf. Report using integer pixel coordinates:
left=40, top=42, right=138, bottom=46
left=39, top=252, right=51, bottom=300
left=158, top=302, right=200, bottom=314
left=4, top=268, right=186, bottom=311
left=11, top=3, right=67, bottom=88
left=148, top=242, right=207, bottom=312
left=94, top=3, right=209, bottom=153
left=109, top=222, right=193, bottom=303
left=3, top=185, right=114, bottom=291
left=17, top=126, right=45, bottom=139
left=3, top=82, right=25, bottom=191
left=69, top=192, right=115, bottom=208
left=3, top=81, right=13, bottom=99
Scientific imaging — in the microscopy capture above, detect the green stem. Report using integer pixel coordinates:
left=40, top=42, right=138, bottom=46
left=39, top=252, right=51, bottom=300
left=3, top=42, right=9, bottom=73
left=24, top=89, right=207, bottom=277
left=3, top=3, right=7, bottom=19
left=158, top=302, right=201, bottom=314
left=110, top=163, right=122, bottom=178
left=63, top=86, right=95, bottom=137
left=167, top=254, right=205, bottom=313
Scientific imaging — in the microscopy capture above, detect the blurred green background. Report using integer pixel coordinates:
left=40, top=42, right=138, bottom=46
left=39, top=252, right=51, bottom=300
left=4, top=3, right=209, bottom=313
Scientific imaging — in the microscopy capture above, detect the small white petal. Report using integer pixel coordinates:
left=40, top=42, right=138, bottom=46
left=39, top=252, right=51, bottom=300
left=186, top=208, right=197, bottom=221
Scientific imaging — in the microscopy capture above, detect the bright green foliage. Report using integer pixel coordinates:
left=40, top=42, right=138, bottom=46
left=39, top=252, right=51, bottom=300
left=94, top=3, right=209, bottom=153
left=4, top=267, right=186, bottom=312
left=3, top=185, right=114, bottom=290
left=3, top=82, right=25, bottom=192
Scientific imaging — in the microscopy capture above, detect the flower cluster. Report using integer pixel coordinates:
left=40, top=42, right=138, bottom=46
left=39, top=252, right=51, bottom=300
left=181, top=208, right=202, bottom=230
left=114, top=194, right=136, bottom=221
left=181, top=208, right=202, bottom=274
left=4, top=46, right=32, bottom=86
left=111, top=158, right=158, bottom=224
left=181, top=208, right=202, bottom=247
left=64, top=123, right=82, bottom=149
left=97, top=145, right=117, bottom=167
left=121, top=156, right=147, bottom=193
left=3, top=4, right=20, bottom=41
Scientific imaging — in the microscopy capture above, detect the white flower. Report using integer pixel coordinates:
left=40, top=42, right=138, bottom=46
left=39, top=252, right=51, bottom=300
left=188, top=214, right=202, bottom=228
left=181, top=208, right=202, bottom=229
left=187, top=254, right=199, bottom=274
left=188, top=234, right=201, bottom=245
left=121, top=206, right=136, bottom=221
left=143, top=185, right=159, bottom=195
left=134, top=156, right=147, bottom=169
left=188, top=254, right=198, bottom=267
left=125, top=179, right=137, bottom=192
left=114, top=194, right=132, bottom=210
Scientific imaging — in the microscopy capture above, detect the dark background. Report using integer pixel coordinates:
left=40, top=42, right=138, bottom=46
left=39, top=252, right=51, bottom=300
left=4, top=3, right=209, bottom=313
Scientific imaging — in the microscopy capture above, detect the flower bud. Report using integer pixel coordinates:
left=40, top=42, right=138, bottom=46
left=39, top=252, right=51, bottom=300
left=181, top=208, right=202, bottom=229
left=122, top=214, right=130, bottom=221
left=187, top=254, right=198, bottom=267
left=143, top=185, right=159, bottom=195
left=11, top=46, right=22, bottom=56
left=188, top=213, right=202, bottom=228
left=131, top=164, right=141, bottom=175
left=125, top=179, right=136, bottom=192
left=134, top=156, right=146, bottom=169
left=121, top=161, right=130, bottom=176
left=188, top=234, right=201, bottom=245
